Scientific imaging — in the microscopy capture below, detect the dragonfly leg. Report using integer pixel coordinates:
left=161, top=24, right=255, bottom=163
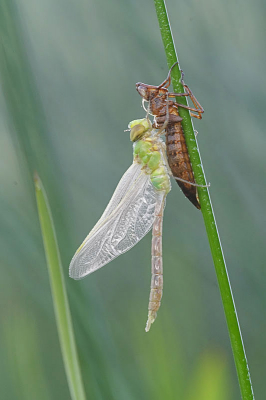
left=158, top=61, right=179, bottom=89
left=173, top=176, right=210, bottom=188
left=167, top=72, right=204, bottom=119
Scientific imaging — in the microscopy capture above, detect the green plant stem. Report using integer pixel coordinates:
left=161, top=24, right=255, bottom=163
left=153, top=1, right=254, bottom=399
left=34, top=173, right=87, bottom=400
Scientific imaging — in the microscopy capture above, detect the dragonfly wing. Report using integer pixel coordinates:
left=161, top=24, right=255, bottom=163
left=69, top=165, right=162, bottom=280
left=89, top=162, right=143, bottom=236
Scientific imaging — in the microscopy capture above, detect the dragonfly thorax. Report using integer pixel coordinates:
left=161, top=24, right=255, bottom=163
left=134, top=142, right=170, bottom=194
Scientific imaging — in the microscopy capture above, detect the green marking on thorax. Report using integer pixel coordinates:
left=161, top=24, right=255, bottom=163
left=138, top=141, right=152, bottom=156
left=128, top=118, right=171, bottom=193
left=148, top=151, right=161, bottom=171
left=150, top=176, right=168, bottom=191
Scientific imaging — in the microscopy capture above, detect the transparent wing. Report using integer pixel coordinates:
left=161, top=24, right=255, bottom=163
left=88, top=163, right=143, bottom=237
left=69, top=163, right=163, bottom=280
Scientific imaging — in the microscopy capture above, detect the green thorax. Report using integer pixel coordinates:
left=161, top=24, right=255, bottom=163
left=128, top=118, right=171, bottom=193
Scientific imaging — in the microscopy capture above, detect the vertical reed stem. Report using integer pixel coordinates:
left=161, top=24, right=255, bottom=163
left=153, top=1, right=254, bottom=398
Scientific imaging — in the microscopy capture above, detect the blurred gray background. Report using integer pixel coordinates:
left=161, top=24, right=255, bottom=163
left=0, top=0, right=265, bottom=399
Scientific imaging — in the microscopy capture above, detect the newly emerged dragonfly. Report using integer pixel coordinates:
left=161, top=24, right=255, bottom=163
left=136, top=62, right=204, bottom=209
left=69, top=118, right=171, bottom=331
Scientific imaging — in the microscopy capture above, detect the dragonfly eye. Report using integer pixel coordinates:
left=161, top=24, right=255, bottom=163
left=130, top=124, right=146, bottom=142
left=128, top=118, right=152, bottom=142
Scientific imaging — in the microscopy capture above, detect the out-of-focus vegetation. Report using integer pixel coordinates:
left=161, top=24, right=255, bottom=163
left=0, top=0, right=265, bottom=399
left=35, top=174, right=86, bottom=400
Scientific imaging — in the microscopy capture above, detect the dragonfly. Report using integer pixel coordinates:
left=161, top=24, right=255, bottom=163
left=136, top=62, right=204, bottom=209
left=69, top=118, right=171, bottom=332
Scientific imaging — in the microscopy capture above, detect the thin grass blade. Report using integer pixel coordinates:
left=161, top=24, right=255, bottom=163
left=34, top=173, right=86, bottom=400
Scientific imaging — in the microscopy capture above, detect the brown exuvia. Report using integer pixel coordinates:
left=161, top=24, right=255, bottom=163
left=136, top=62, right=204, bottom=209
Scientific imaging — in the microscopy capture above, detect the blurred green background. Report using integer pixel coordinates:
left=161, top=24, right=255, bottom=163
left=0, top=0, right=265, bottom=399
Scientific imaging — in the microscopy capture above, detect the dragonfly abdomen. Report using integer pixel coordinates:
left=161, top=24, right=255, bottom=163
left=146, top=192, right=165, bottom=332
left=128, top=119, right=170, bottom=331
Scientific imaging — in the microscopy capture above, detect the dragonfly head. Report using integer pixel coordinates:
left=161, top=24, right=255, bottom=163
left=128, top=118, right=152, bottom=142
left=136, top=82, right=150, bottom=100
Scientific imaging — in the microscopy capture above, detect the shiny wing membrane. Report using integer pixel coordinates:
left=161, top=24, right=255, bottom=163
left=69, top=162, right=162, bottom=280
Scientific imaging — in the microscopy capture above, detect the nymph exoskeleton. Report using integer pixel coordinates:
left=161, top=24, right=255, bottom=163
left=136, top=62, right=204, bottom=209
